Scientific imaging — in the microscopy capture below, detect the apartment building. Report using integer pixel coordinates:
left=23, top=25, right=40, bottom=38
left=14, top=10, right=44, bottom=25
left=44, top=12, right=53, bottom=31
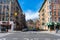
left=39, top=0, right=49, bottom=30
left=39, top=0, right=60, bottom=30
left=0, top=0, right=26, bottom=31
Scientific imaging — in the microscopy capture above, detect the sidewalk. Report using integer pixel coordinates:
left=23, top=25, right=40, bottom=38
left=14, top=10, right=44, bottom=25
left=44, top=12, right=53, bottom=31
left=0, top=31, right=60, bottom=37
left=48, top=31, right=60, bottom=36
left=23, top=31, right=60, bottom=36
left=40, top=31, right=60, bottom=36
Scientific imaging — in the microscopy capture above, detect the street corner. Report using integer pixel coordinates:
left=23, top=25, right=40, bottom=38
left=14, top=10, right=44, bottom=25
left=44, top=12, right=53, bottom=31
left=0, top=32, right=13, bottom=37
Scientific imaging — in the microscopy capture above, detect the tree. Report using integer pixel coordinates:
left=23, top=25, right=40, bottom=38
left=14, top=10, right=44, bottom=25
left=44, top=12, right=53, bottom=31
left=46, top=22, right=55, bottom=30
left=46, top=22, right=60, bottom=30
left=27, top=19, right=34, bottom=24
left=56, top=22, right=60, bottom=29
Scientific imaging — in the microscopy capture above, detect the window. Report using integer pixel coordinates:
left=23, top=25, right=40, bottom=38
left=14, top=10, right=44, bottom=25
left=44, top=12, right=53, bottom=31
left=5, top=17, right=9, bottom=21
left=54, top=17, right=56, bottom=22
left=11, top=6, right=14, bottom=12
left=42, top=23, right=45, bottom=25
left=50, top=11, right=52, bottom=15
left=2, top=13, right=5, bottom=15
left=51, top=0, right=53, bottom=3
left=54, top=0, right=58, bottom=4
left=6, top=12, right=9, bottom=17
left=7, top=0, right=10, bottom=3
left=54, top=5, right=56, bottom=9
left=50, top=0, right=57, bottom=3
left=49, top=5, right=52, bottom=9
left=54, top=0, right=56, bottom=2
left=12, top=0, right=14, bottom=2
left=59, top=5, right=60, bottom=9
left=48, top=0, right=51, bottom=3
left=50, top=17, right=52, bottom=22
left=58, top=17, right=60, bottom=22
left=0, top=0, right=2, bottom=3
left=42, top=9, right=44, bottom=12
left=3, top=5, right=6, bottom=10
left=0, top=5, right=2, bottom=14
left=10, top=17, right=13, bottom=21
left=11, top=0, right=15, bottom=4
left=58, top=0, right=60, bottom=4
left=10, top=13, right=13, bottom=15
left=54, top=11, right=56, bottom=16
left=7, top=5, right=9, bottom=11
left=0, top=5, right=2, bottom=9
left=58, top=11, right=60, bottom=16
left=42, top=13, right=44, bottom=16
left=51, top=0, right=56, bottom=3
left=42, top=18, right=44, bottom=21
left=3, top=0, right=7, bottom=4
left=2, top=17, right=5, bottom=21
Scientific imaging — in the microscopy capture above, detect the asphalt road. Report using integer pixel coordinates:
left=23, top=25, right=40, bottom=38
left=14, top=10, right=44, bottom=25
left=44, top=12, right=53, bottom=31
left=0, top=31, right=60, bottom=40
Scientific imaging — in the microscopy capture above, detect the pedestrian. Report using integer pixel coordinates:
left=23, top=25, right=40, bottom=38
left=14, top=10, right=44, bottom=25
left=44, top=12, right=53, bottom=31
left=56, top=26, right=59, bottom=33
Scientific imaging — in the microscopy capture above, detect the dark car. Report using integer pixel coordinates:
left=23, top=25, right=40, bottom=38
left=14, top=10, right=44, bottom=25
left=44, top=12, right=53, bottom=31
left=1, top=27, right=6, bottom=33
left=22, top=28, right=28, bottom=32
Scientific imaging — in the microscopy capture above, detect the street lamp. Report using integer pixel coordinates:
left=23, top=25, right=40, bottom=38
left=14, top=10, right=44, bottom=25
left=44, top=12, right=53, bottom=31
left=14, top=12, right=18, bottom=16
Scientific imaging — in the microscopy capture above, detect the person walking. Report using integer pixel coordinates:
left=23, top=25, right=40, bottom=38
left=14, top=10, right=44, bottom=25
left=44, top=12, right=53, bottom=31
left=56, top=25, right=59, bottom=33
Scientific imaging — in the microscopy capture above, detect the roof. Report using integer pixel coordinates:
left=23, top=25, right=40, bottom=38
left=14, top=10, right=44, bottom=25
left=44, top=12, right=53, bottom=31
left=38, top=0, right=47, bottom=12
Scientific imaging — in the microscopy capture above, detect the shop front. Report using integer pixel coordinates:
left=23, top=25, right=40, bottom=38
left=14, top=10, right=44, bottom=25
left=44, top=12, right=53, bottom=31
left=0, top=21, right=14, bottom=32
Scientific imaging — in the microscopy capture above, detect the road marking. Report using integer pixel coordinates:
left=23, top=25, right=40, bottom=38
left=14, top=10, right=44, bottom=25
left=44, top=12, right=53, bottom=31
left=13, top=38, right=18, bottom=40
left=24, top=38, right=39, bottom=40
left=45, top=38, right=51, bottom=40
left=24, top=38, right=29, bottom=40
left=0, top=38, right=6, bottom=40
left=0, top=33, right=13, bottom=37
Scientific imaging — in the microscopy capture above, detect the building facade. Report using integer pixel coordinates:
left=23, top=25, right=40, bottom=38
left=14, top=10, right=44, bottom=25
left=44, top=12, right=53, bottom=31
left=35, top=20, right=40, bottom=29
left=39, top=0, right=60, bottom=30
left=0, top=0, right=26, bottom=31
left=49, top=0, right=60, bottom=22
left=39, top=0, right=49, bottom=30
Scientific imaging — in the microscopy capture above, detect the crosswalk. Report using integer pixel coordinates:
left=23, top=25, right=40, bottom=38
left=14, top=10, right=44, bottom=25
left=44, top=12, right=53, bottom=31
left=0, top=33, right=13, bottom=37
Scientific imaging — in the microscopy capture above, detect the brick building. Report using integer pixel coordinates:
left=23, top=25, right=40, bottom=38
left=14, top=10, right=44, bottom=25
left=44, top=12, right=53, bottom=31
left=39, top=0, right=60, bottom=30
left=0, top=0, right=26, bottom=31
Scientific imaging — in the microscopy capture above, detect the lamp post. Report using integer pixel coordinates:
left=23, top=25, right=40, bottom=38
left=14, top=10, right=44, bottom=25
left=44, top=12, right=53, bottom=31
left=14, top=12, right=18, bottom=30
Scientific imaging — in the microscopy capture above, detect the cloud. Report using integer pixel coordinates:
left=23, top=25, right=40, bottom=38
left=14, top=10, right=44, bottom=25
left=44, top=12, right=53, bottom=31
left=25, top=10, right=39, bottom=20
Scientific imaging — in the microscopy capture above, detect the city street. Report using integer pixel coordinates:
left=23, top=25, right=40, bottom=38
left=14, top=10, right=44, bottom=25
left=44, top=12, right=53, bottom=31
left=0, top=0, right=60, bottom=40
left=0, top=31, right=60, bottom=40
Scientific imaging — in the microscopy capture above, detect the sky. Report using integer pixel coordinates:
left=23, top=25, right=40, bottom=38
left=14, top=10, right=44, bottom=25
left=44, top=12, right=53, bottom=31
left=18, top=0, right=44, bottom=20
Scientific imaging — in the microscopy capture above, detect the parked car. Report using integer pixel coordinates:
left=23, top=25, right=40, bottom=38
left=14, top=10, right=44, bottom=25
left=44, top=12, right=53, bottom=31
left=22, top=28, right=28, bottom=32
left=1, top=27, right=7, bottom=33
